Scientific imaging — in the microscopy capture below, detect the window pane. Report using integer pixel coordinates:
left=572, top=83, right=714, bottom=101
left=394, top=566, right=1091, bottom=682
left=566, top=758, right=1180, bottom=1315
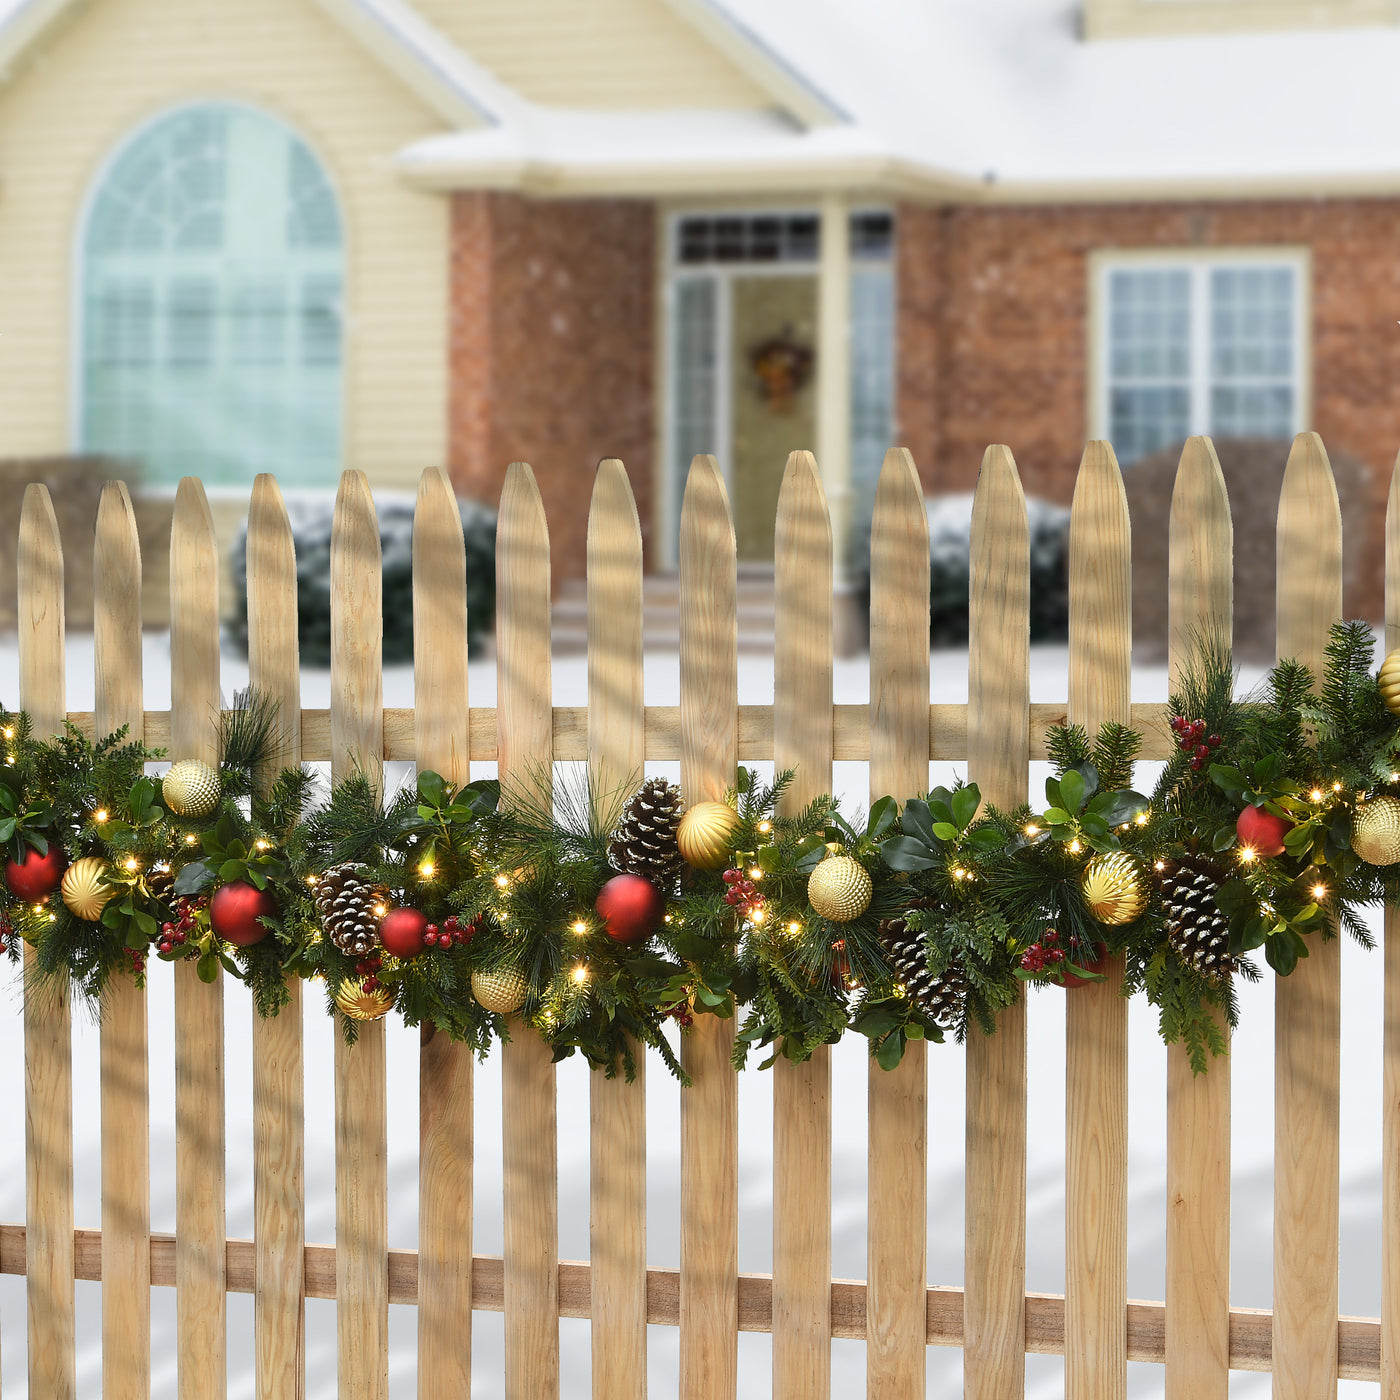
left=1104, top=267, right=1191, bottom=464
left=851, top=265, right=893, bottom=517
left=1109, top=385, right=1191, bottom=464
left=673, top=278, right=717, bottom=466
left=1209, top=265, right=1296, bottom=441
left=168, top=278, right=216, bottom=369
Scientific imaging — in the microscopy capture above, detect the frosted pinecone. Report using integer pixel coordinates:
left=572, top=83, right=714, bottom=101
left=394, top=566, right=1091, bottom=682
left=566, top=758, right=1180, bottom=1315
left=315, top=862, right=385, bottom=957
left=609, top=777, right=685, bottom=885
left=878, top=899, right=966, bottom=1030
left=1160, top=853, right=1235, bottom=981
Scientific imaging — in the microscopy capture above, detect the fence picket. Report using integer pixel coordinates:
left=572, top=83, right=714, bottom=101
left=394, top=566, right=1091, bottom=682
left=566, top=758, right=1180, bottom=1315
left=965, top=444, right=1030, bottom=1400
left=18, top=485, right=74, bottom=1400
left=678, top=454, right=740, bottom=1400
left=246, top=474, right=306, bottom=1400
left=772, top=450, right=834, bottom=1400
left=170, top=478, right=227, bottom=1400
left=329, top=470, right=388, bottom=1400
left=412, top=466, right=475, bottom=1397
left=1385, top=448, right=1400, bottom=1400
left=1165, top=437, right=1232, bottom=1400
left=586, top=458, right=648, bottom=1400
left=1066, top=441, right=1131, bottom=1400
left=496, top=461, right=560, bottom=1400
left=866, top=447, right=930, bottom=1397
left=95, top=480, right=151, bottom=1398
left=1274, top=431, right=1343, bottom=1400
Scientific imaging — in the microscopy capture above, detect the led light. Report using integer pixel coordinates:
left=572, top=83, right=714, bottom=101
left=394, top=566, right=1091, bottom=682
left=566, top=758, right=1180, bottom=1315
left=1135, top=812, right=1149, bottom=826
left=1024, top=824, right=1039, bottom=837
left=32, top=903, right=43, bottom=914
left=185, top=834, right=198, bottom=845
left=1154, top=860, right=1165, bottom=871
left=373, top=904, right=386, bottom=918
left=1334, top=782, right=1343, bottom=792
left=1239, top=846, right=1257, bottom=863
left=1310, top=789, right=1324, bottom=802
left=47, top=913, right=55, bottom=922
left=952, top=867, right=967, bottom=880
left=123, top=857, right=138, bottom=871
left=93, top=810, right=109, bottom=824
left=572, top=920, right=587, bottom=934
left=757, top=821, right=772, bottom=834
left=787, top=921, right=802, bottom=934
left=749, top=867, right=762, bottom=879
left=749, top=907, right=766, bottom=925
left=1312, top=884, right=1328, bottom=900
left=1391, top=773, right=1399, bottom=783
left=663, top=914, right=672, bottom=924
left=571, top=965, right=588, bottom=984
left=894, top=983, right=907, bottom=997
left=3, top=726, right=13, bottom=739
left=255, top=839, right=270, bottom=852
left=418, top=860, right=435, bottom=877
left=495, top=873, right=510, bottom=889
left=306, top=875, right=319, bottom=886
left=1069, top=839, right=1082, bottom=855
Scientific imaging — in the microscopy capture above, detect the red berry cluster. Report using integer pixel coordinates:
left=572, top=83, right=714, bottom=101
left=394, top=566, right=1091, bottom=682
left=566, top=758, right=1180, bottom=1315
left=1170, top=715, right=1223, bottom=771
left=1020, top=927, right=1066, bottom=973
left=129, top=948, right=147, bottom=976
left=1, top=912, right=16, bottom=956
left=158, top=895, right=205, bottom=958
left=424, top=914, right=479, bottom=950
left=354, top=950, right=384, bottom=993
left=721, top=868, right=765, bottom=919
left=662, top=999, right=694, bottom=1029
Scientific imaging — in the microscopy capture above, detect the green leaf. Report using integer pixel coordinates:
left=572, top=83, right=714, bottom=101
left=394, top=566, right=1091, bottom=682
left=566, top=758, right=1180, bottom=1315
left=1043, top=808, right=1072, bottom=826
left=881, top=836, right=940, bottom=872
left=1044, top=775, right=1062, bottom=811
left=134, top=911, right=158, bottom=936
left=966, top=827, right=1006, bottom=850
left=900, top=799, right=936, bottom=848
left=867, top=796, right=898, bottom=840
left=1098, top=791, right=1149, bottom=826
left=930, top=822, right=959, bottom=842
left=417, top=770, right=448, bottom=808
left=197, top=950, right=220, bottom=984
left=950, top=785, right=981, bottom=831
left=174, top=860, right=214, bottom=896
left=1058, top=769, right=1086, bottom=815
left=875, top=1029, right=906, bottom=1071
left=1212, top=824, right=1237, bottom=853
left=0, top=818, right=16, bottom=843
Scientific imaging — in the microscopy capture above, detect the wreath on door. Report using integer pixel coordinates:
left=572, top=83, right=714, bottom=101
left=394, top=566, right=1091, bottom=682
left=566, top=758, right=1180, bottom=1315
left=748, top=327, right=814, bottom=414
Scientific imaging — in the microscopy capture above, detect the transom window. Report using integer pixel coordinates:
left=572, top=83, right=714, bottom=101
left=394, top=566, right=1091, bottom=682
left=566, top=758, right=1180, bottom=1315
left=1096, top=253, right=1307, bottom=464
left=80, top=103, right=344, bottom=488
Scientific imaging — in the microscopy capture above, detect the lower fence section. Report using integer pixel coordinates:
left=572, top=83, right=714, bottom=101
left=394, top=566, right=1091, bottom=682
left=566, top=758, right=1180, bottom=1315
left=0, top=1223, right=1381, bottom=1381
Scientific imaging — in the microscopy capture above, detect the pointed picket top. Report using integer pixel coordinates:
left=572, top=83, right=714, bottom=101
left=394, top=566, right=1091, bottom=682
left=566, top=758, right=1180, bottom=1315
left=18, top=483, right=65, bottom=737
left=495, top=460, right=552, bottom=795
left=774, top=450, right=832, bottom=809
left=94, top=479, right=143, bottom=740
left=246, top=474, right=301, bottom=771
left=413, top=467, right=470, bottom=784
left=330, top=469, right=383, bottom=789
left=170, top=477, right=220, bottom=763
left=587, top=457, right=644, bottom=798
left=1168, top=437, right=1232, bottom=688
left=1276, top=432, right=1342, bottom=671
left=1068, top=439, right=1132, bottom=736
left=1388, top=449, right=1400, bottom=652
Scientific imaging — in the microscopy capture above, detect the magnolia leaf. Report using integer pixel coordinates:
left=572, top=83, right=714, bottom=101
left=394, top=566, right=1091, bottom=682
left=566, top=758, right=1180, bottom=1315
left=881, top=836, right=941, bottom=872
left=950, top=785, right=981, bottom=831
left=901, top=799, right=936, bottom=847
left=867, top=796, right=898, bottom=840
left=1058, top=768, right=1086, bottom=815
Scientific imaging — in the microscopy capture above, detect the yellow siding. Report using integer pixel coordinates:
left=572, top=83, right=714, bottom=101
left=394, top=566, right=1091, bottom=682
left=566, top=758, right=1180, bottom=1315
left=0, top=0, right=452, bottom=495
left=413, top=0, right=769, bottom=108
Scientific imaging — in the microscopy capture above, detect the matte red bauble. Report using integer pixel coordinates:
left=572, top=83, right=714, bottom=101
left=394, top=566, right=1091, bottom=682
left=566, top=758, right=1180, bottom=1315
left=379, top=906, right=429, bottom=960
left=1236, top=804, right=1291, bottom=858
left=1062, top=942, right=1110, bottom=989
left=4, top=844, right=67, bottom=900
left=595, top=873, right=665, bottom=946
left=209, top=879, right=276, bottom=947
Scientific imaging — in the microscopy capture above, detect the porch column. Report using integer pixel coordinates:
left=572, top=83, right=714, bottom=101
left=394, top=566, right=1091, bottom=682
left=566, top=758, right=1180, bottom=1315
left=816, top=192, right=862, bottom=653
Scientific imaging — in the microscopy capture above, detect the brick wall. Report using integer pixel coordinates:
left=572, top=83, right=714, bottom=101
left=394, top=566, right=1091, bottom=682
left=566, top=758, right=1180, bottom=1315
left=449, top=192, right=656, bottom=585
left=895, top=199, right=1400, bottom=617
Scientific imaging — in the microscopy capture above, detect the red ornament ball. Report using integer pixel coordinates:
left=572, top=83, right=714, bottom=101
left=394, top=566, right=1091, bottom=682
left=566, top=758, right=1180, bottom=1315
left=379, top=906, right=429, bottom=960
left=1061, top=941, right=1110, bottom=989
left=209, top=879, right=276, bottom=947
left=595, top=873, right=665, bottom=946
left=4, top=844, right=67, bottom=900
left=1236, top=804, right=1291, bottom=858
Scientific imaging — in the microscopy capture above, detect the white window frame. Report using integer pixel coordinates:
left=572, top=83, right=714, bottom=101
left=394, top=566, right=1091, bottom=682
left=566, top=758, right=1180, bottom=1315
left=1088, top=246, right=1312, bottom=458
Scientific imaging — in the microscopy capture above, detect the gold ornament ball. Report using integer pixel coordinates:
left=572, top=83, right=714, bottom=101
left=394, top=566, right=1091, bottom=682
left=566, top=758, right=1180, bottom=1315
left=1081, top=852, right=1148, bottom=926
left=1352, top=796, right=1400, bottom=866
left=162, top=759, right=221, bottom=818
left=807, top=854, right=873, bottom=922
left=61, top=856, right=115, bottom=922
left=676, top=801, right=741, bottom=872
left=1380, top=649, right=1400, bottom=717
left=472, top=966, right=529, bottom=1015
left=335, top=979, right=394, bottom=1022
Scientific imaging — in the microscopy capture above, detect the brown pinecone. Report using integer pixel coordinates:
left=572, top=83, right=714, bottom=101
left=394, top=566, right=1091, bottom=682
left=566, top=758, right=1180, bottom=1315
left=610, top=777, right=685, bottom=885
left=316, top=862, right=386, bottom=957
left=878, top=898, right=966, bottom=1030
left=1160, top=853, right=1235, bottom=981
left=145, top=864, right=176, bottom=910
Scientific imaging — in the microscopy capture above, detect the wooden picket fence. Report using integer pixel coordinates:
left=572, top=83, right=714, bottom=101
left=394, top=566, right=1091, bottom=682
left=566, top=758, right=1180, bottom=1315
left=0, top=433, right=1395, bottom=1399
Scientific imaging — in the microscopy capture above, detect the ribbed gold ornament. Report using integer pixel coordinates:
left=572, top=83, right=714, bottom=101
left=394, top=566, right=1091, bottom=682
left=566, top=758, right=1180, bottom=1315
left=1380, top=650, right=1400, bottom=717
left=807, top=854, right=873, bottom=922
left=60, top=855, right=115, bottom=922
left=1352, top=796, right=1400, bottom=866
left=335, top=979, right=394, bottom=1022
left=675, top=801, right=741, bottom=872
left=471, top=966, right=529, bottom=1015
left=162, top=759, right=221, bottom=818
left=1081, top=852, right=1148, bottom=926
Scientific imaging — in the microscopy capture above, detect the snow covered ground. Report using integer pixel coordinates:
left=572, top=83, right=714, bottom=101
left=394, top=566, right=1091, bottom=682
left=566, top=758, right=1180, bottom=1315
left=0, top=635, right=1386, bottom=1399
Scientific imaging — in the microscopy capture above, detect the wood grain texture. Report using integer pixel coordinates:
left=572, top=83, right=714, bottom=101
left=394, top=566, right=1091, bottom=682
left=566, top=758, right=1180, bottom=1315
left=965, top=445, right=1030, bottom=1400
left=329, top=471, right=388, bottom=1400
left=1274, top=432, right=1343, bottom=1400
left=678, top=455, right=740, bottom=1400
left=1066, top=441, right=1131, bottom=1400
left=1165, top=437, right=1233, bottom=1400
left=772, top=451, right=834, bottom=1400
left=866, top=448, right=930, bottom=1398
left=94, top=480, right=151, bottom=1400
left=19, top=484, right=75, bottom=1400
left=1386, top=449, right=1400, bottom=1400
left=412, top=467, right=475, bottom=1400
left=495, top=462, right=561, bottom=1400
left=586, top=458, right=648, bottom=1400
left=246, top=475, right=306, bottom=1400
left=170, top=479, right=227, bottom=1400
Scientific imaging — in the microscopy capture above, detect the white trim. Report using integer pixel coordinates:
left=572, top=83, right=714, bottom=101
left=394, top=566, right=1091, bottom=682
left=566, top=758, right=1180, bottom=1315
left=1088, top=246, right=1312, bottom=455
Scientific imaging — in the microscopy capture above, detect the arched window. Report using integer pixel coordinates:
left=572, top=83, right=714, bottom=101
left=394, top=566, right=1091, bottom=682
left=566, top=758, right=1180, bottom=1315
left=80, top=104, right=343, bottom=488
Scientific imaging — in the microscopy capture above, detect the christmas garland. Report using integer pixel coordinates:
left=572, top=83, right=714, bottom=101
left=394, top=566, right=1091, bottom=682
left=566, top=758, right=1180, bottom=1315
left=5, top=620, right=1400, bottom=1080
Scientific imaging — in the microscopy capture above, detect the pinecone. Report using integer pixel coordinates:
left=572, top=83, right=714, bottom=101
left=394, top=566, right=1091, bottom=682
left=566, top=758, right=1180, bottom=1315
left=1160, top=853, right=1235, bottom=981
left=878, top=899, right=966, bottom=1030
left=315, top=862, right=386, bottom=957
left=610, top=777, right=685, bottom=885
left=145, top=864, right=176, bottom=910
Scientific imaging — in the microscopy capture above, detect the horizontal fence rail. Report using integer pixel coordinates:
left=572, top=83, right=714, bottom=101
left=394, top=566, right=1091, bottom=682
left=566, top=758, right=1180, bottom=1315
left=2, top=436, right=1396, bottom=1399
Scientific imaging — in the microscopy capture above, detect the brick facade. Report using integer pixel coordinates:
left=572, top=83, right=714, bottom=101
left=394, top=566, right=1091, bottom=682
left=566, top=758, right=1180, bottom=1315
left=895, top=198, right=1400, bottom=617
left=449, top=192, right=656, bottom=586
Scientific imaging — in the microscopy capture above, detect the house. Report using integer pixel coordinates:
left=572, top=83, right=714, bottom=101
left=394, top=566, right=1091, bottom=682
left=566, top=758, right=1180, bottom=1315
left=2, top=0, right=1398, bottom=629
